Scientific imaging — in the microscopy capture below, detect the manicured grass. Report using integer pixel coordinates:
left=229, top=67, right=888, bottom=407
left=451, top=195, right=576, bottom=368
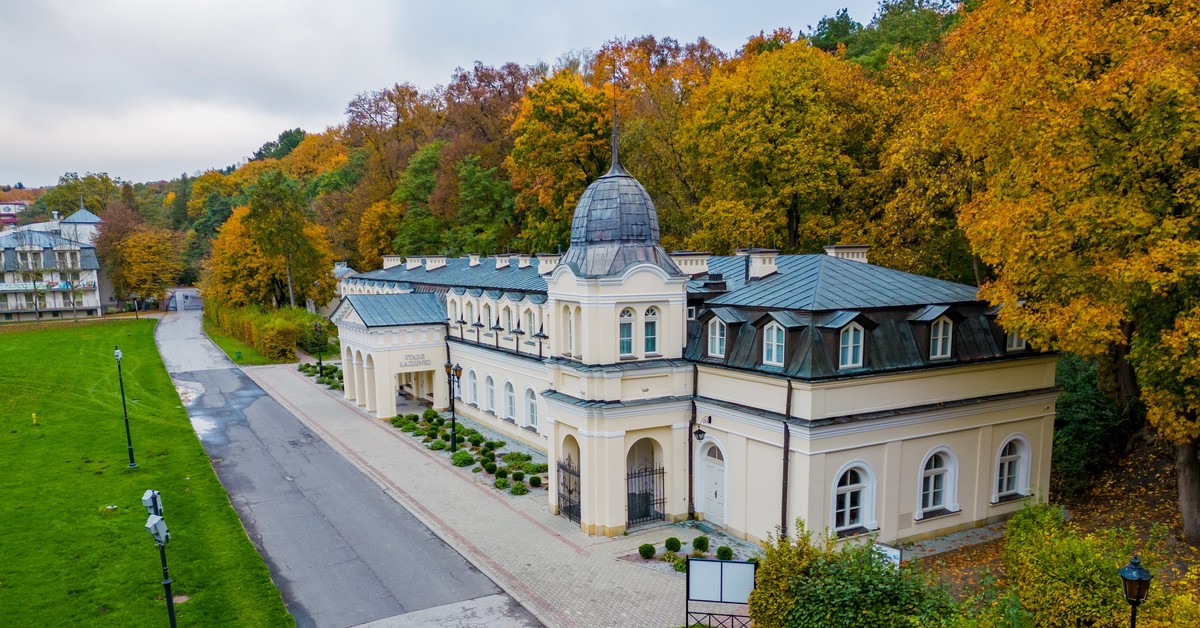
left=0, top=319, right=293, bottom=627
left=201, top=319, right=277, bottom=366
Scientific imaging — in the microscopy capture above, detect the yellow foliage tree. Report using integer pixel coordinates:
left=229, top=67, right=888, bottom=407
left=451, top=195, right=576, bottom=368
left=118, top=228, right=183, bottom=302
left=356, top=199, right=403, bottom=270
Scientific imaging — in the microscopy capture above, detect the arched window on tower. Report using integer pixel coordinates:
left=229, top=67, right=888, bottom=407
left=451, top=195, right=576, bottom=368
left=644, top=307, right=659, bottom=354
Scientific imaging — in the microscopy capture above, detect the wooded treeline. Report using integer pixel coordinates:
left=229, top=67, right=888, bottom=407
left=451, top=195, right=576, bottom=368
left=14, top=0, right=1200, bottom=543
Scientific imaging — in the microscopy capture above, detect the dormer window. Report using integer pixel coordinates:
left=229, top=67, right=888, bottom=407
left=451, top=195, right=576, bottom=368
left=619, top=308, right=635, bottom=356
left=482, top=304, right=492, bottom=328
left=839, top=323, right=864, bottom=369
left=1006, top=332, right=1027, bottom=352
left=707, top=319, right=726, bottom=358
left=644, top=307, right=659, bottom=354
left=503, top=306, right=513, bottom=332
left=931, top=316, right=953, bottom=360
left=763, top=322, right=784, bottom=366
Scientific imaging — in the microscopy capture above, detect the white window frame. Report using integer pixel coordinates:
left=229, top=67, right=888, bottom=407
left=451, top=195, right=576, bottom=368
left=466, top=302, right=475, bottom=324
left=525, top=308, right=536, bottom=334
left=525, top=388, right=538, bottom=428
left=619, top=308, right=635, bottom=356
left=687, top=306, right=697, bottom=320
left=917, top=448, right=959, bottom=519
left=644, top=307, right=659, bottom=354
left=993, top=435, right=1031, bottom=502
left=483, top=304, right=493, bottom=328
left=839, top=323, right=864, bottom=368
left=484, top=376, right=495, bottom=412
left=504, top=381, right=515, bottom=419
left=707, top=319, right=726, bottom=358
left=763, top=322, right=785, bottom=366
left=931, top=316, right=953, bottom=359
left=466, top=370, right=477, bottom=405
left=1006, top=331, right=1027, bottom=352
left=503, top=306, right=513, bottom=332
left=831, top=462, right=875, bottom=533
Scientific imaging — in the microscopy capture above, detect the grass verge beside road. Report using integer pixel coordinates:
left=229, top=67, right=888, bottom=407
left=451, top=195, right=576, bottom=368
left=0, top=319, right=293, bottom=627
left=201, top=318, right=276, bottom=365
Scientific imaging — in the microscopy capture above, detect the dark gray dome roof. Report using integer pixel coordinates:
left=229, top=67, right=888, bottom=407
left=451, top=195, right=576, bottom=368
left=559, top=163, right=683, bottom=278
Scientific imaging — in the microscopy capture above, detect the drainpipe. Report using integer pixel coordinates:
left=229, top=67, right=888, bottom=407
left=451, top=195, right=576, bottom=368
left=688, top=365, right=698, bottom=520
left=781, top=380, right=792, bottom=538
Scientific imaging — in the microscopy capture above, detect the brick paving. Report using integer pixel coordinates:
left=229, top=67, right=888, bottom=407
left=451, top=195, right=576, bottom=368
left=246, top=364, right=698, bottom=628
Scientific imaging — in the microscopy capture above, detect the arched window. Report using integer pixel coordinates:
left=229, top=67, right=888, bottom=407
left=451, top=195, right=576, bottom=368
left=839, top=323, right=864, bottom=368
left=918, top=449, right=958, bottom=518
left=763, top=322, right=785, bottom=366
left=503, top=306, right=513, bottom=332
left=525, top=388, right=538, bottom=428
left=644, top=307, right=659, bottom=354
left=708, top=319, right=726, bottom=358
left=484, top=376, right=495, bottom=412
left=449, top=300, right=458, bottom=322
left=466, top=370, right=477, bottom=405
left=619, top=308, right=635, bottom=355
left=996, top=438, right=1030, bottom=501
left=525, top=308, right=537, bottom=335
left=504, top=381, right=515, bottom=419
left=931, top=316, right=953, bottom=359
left=483, top=304, right=492, bottom=328
left=563, top=305, right=574, bottom=355
left=834, top=467, right=868, bottom=532
left=466, top=302, right=475, bottom=325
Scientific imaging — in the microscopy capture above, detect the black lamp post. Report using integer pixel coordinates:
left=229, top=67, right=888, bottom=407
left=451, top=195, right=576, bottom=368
left=1118, top=554, right=1153, bottom=628
left=142, top=489, right=176, bottom=628
left=444, top=361, right=463, bottom=452
left=115, top=346, right=138, bottom=469
left=313, top=321, right=325, bottom=377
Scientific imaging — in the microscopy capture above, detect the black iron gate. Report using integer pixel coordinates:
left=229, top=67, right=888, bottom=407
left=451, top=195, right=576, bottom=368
left=626, top=465, right=666, bottom=527
left=557, top=456, right=581, bottom=524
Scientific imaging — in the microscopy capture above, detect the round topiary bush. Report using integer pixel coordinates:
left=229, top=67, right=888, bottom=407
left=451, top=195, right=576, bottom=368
left=510, top=481, right=528, bottom=495
left=511, top=470, right=525, bottom=482
left=423, top=408, right=440, bottom=421
left=692, top=535, right=709, bottom=553
left=482, top=450, right=495, bottom=461
left=484, top=462, right=497, bottom=474
left=441, top=432, right=452, bottom=442
left=405, top=413, right=419, bottom=421
left=639, top=544, right=656, bottom=559
left=529, top=475, right=542, bottom=488
left=493, top=478, right=510, bottom=490
left=451, top=450, right=475, bottom=467
left=469, top=435, right=483, bottom=447
left=495, top=468, right=508, bottom=480
left=716, top=546, right=734, bottom=561
left=665, top=537, right=682, bottom=553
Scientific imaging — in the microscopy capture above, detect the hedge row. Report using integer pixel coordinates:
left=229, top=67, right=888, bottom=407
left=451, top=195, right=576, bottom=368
left=205, top=306, right=334, bottom=361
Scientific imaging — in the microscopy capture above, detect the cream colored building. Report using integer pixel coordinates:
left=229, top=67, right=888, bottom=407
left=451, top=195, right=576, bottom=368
left=333, top=153, right=1056, bottom=545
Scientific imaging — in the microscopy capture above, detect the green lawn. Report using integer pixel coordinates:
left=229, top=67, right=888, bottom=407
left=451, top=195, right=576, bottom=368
left=0, top=320, right=293, bottom=627
left=201, top=319, right=277, bottom=365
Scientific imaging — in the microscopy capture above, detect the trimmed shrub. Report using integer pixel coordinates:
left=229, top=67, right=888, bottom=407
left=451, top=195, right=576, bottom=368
left=405, top=413, right=419, bottom=421
left=692, top=536, right=710, bottom=553
left=639, top=544, right=656, bottom=559
left=481, top=450, right=495, bottom=461
left=482, top=442, right=495, bottom=452
left=400, top=422, right=417, bottom=432
left=440, top=432, right=452, bottom=442
left=469, top=435, right=484, bottom=447
left=673, top=557, right=688, bottom=572
left=661, top=551, right=678, bottom=563
left=493, top=478, right=510, bottom=490
left=428, top=440, right=447, bottom=451
left=422, top=436, right=434, bottom=443
left=389, top=416, right=405, bottom=427
left=511, top=470, right=525, bottom=482
left=495, top=468, right=508, bottom=480
left=471, top=466, right=482, bottom=473
left=523, top=462, right=549, bottom=474
left=716, top=546, right=734, bottom=561
left=510, top=481, right=528, bottom=495
left=529, top=475, right=542, bottom=488
left=451, top=450, right=475, bottom=467
left=488, top=440, right=507, bottom=449
left=423, top=408, right=440, bottom=421
left=665, top=537, right=682, bottom=553
left=484, top=462, right=497, bottom=474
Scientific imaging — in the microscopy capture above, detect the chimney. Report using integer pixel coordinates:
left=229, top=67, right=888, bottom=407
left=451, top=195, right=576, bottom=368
left=334, top=261, right=347, bottom=271
left=53, top=211, right=59, bottom=220
left=537, top=253, right=560, bottom=275
left=824, top=244, right=869, bottom=264
left=469, top=254, right=481, bottom=267
left=424, top=255, right=446, bottom=271
left=382, top=255, right=403, bottom=269
left=702, top=272, right=727, bottom=292
left=517, top=254, right=532, bottom=269
left=669, top=251, right=709, bottom=276
left=735, top=248, right=778, bottom=280
left=405, top=256, right=422, bottom=270
left=495, top=254, right=511, bottom=270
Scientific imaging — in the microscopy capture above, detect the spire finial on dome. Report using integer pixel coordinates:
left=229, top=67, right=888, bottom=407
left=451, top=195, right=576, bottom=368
left=607, top=64, right=625, bottom=176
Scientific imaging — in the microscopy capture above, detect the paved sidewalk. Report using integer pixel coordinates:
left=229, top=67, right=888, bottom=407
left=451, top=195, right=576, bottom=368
left=246, top=365, right=691, bottom=628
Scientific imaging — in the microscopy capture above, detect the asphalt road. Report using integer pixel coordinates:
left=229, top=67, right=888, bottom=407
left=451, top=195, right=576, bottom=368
left=156, top=289, right=529, bottom=627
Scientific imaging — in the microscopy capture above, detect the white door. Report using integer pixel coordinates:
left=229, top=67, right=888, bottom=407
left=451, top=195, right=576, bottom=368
left=703, top=446, right=725, bottom=527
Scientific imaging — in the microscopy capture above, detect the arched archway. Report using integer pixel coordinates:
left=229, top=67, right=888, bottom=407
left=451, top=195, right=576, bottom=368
left=343, top=345, right=357, bottom=402
left=626, top=437, right=665, bottom=527
left=364, top=354, right=377, bottom=413
left=701, top=443, right=726, bottom=527
left=557, top=434, right=582, bottom=524
left=354, top=349, right=367, bottom=407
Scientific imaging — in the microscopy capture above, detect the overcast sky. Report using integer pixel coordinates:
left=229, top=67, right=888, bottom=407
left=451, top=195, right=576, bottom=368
left=2, top=0, right=879, bottom=188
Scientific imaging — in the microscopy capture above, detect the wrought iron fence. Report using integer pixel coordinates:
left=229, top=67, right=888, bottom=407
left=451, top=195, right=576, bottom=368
left=685, top=612, right=751, bottom=628
left=557, top=456, right=581, bottom=524
left=626, top=464, right=666, bottom=527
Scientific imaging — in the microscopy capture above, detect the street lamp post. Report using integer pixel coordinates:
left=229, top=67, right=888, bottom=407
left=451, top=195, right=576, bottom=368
left=115, top=346, right=138, bottom=469
left=1118, top=554, right=1153, bottom=628
left=313, top=321, right=325, bottom=377
left=443, top=361, right=463, bottom=452
left=142, top=490, right=177, bottom=628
